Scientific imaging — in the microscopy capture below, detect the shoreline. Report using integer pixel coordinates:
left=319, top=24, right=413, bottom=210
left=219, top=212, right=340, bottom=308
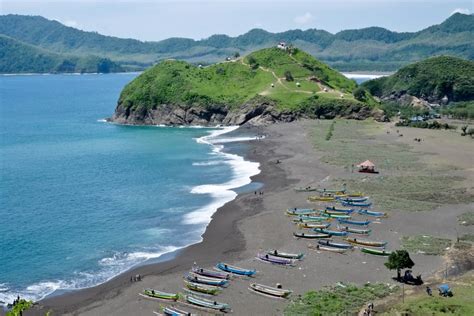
left=28, top=120, right=473, bottom=315
left=30, top=124, right=273, bottom=315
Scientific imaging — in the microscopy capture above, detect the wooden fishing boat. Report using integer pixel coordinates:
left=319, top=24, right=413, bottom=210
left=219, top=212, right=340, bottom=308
left=361, top=247, right=392, bottom=256
left=294, top=186, right=318, bottom=192
left=345, top=192, right=364, bottom=197
left=316, top=188, right=346, bottom=194
left=297, top=222, right=331, bottom=229
left=294, top=232, right=331, bottom=239
left=292, top=216, right=328, bottom=223
left=341, top=201, right=372, bottom=207
left=314, top=228, right=348, bottom=237
left=267, top=249, right=304, bottom=260
left=325, top=207, right=354, bottom=214
left=338, top=225, right=371, bottom=235
left=321, top=213, right=351, bottom=219
left=358, top=209, right=387, bottom=217
left=345, top=237, right=387, bottom=247
left=318, top=239, right=353, bottom=249
left=185, top=295, right=230, bottom=312
left=163, top=306, right=196, bottom=316
left=338, top=218, right=371, bottom=226
left=249, top=283, right=292, bottom=298
left=308, top=196, right=335, bottom=202
left=337, top=196, right=369, bottom=203
left=286, top=208, right=320, bottom=216
left=216, top=262, right=256, bottom=276
left=257, top=253, right=295, bottom=266
left=308, top=244, right=348, bottom=253
left=186, top=272, right=229, bottom=287
left=184, top=280, right=220, bottom=295
left=143, top=289, right=179, bottom=301
left=192, top=266, right=230, bottom=279
left=324, top=209, right=353, bottom=215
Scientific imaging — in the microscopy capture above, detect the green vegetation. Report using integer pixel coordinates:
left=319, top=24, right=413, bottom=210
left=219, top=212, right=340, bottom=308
left=384, top=250, right=415, bottom=280
left=326, top=120, right=335, bottom=140
left=119, top=47, right=365, bottom=116
left=458, top=212, right=474, bottom=226
left=362, top=56, right=474, bottom=102
left=459, top=234, right=474, bottom=242
left=440, top=101, right=474, bottom=120
left=0, top=13, right=473, bottom=73
left=395, top=120, right=456, bottom=130
left=382, top=273, right=474, bottom=316
left=285, top=283, right=398, bottom=315
left=401, top=235, right=452, bottom=255
left=0, top=34, right=123, bottom=73
left=6, top=299, right=33, bottom=316
left=310, top=120, right=473, bottom=212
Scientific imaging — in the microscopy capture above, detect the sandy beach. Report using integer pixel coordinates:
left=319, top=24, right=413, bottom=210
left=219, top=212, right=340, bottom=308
left=29, top=119, right=473, bottom=316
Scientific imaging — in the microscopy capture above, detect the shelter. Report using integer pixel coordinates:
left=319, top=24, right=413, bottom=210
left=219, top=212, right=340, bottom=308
left=357, top=160, right=378, bottom=174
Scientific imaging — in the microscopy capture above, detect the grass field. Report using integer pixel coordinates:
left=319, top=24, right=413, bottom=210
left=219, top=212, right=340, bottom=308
left=458, top=212, right=474, bottom=226
left=401, top=235, right=452, bottom=255
left=310, top=120, right=473, bottom=212
left=382, top=273, right=474, bottom=316
left=285, top=283, right=398, bottom=316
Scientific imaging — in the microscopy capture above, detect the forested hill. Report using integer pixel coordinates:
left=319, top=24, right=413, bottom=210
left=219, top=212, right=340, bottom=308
left=362, top=56, right=474, bottom=103
left=0, top=13, right=472, bottom=73
left=111, top=47, right=381, bottom=126
left=0, top=35, right=122, bottom=73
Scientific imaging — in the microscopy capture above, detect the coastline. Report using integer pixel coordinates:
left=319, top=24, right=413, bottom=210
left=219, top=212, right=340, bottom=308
left=29, top=120, right=473, bottom=315
left=29, top=124, right=272, bottom=315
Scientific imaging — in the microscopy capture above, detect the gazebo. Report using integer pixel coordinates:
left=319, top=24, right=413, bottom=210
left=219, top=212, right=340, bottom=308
left=357, top=160, right=378, bottom=174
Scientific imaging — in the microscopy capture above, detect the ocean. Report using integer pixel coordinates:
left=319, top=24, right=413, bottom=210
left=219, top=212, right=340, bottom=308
left=0, top=73, right=259, bottom=305
left=0, top=73, right=374, bottom=305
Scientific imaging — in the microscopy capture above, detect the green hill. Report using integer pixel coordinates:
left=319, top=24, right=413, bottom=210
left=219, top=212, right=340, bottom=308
left=0, top=35, right=123, bottom=73
left=0, top=13, right=473, bottom=73
left=112, top=47, right=380, bottom=126
left=362, top=56, right=474, bottom=103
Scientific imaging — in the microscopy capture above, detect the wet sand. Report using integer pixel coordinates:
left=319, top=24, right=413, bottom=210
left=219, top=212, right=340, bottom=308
left=30, top=120, right=473, bottom=315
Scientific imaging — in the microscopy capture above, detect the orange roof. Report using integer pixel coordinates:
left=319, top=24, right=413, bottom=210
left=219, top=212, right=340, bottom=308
left=357, top=160, right=375, bottom=167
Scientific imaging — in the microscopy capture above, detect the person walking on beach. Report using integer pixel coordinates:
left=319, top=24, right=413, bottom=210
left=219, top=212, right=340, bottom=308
left=426, top=286, right=432, bottom=296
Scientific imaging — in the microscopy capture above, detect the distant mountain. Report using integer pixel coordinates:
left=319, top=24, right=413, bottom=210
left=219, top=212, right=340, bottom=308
left=0, top=13, right=473, bottom=73
left=0, top=34, right=123, bottom=73
left=362, top=56, right=474, bottom=103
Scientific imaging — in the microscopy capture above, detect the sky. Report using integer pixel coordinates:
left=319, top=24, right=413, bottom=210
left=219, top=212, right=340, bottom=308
left=1, top=0, right=473, bottom=41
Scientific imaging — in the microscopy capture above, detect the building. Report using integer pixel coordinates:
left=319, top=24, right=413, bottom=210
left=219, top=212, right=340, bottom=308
left=277, top=42, right=287, bottom=50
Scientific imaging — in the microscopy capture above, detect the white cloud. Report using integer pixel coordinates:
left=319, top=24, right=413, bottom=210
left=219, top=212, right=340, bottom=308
left=451, top=8, right=470, bottom=15
left=294, top=12, right=314, bottom=25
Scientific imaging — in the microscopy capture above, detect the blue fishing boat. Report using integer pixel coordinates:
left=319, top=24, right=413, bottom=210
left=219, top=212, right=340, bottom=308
left=337, top=196, right=369, bottom=202
left=216, top=262, right=256, bottom=276
left=338, top=218, right=371, bottom=226
left=325, top=206, right=354, bottom=214
left=358, top=209, right=387, bottom=217
left=314, top=228, right=348, bottom=237
left=341, top=201, right=372, bottom=207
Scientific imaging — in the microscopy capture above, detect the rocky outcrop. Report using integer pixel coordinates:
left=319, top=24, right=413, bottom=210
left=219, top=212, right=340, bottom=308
left=109, top=97, right=298, bottom=126
left=109, top=96, right=387, bottom=126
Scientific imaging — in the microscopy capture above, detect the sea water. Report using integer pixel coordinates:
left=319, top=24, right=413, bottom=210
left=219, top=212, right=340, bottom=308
left=0, top=74, right=260, bottom=305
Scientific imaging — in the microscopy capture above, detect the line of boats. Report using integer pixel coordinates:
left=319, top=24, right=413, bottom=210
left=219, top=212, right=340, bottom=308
left=144, top=258, right=296, bottom=314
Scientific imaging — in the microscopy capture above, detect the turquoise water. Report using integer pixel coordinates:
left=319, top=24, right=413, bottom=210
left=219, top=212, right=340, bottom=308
left=0, top=74, right=259, bottom=304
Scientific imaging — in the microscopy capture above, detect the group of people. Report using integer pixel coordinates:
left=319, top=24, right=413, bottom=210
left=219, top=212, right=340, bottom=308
left=130, top=274, right=142, bottom=282
left=363, top=302, right=374, bottom=315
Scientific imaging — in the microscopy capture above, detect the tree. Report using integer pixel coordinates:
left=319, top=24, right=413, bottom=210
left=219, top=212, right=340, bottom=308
left=461, top=125, right=468, bottom=136
left=234, top=52, right=240, bottom=58
left=384, top=250, right=414, bottom=280
left=284, top=70, right=294, bottom=82
left=353, top=87, right=368, bottom=101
